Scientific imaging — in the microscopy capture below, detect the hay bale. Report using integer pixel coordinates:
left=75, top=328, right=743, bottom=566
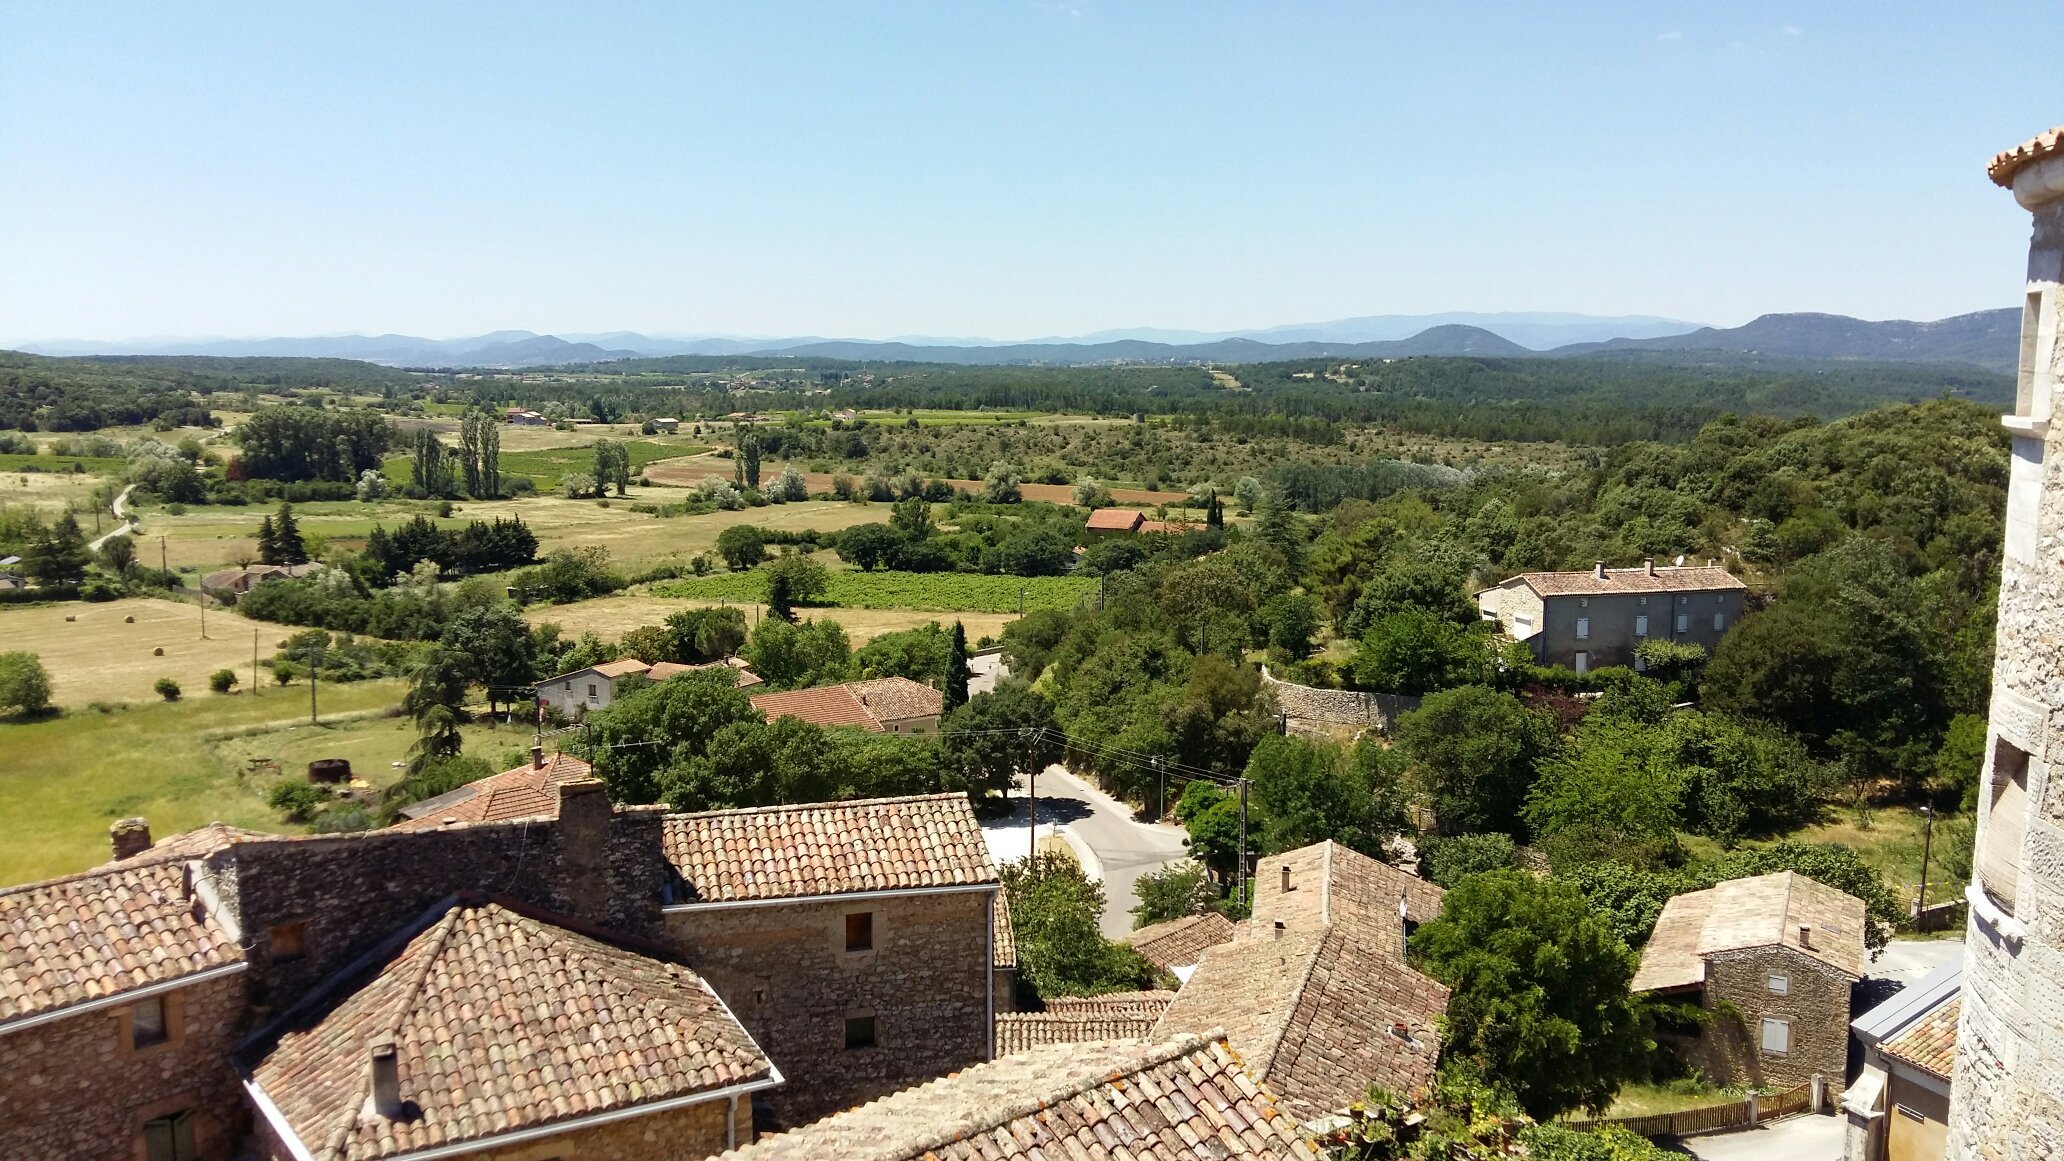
left=124, top=615, right=135, bottom=623
left=152, top=646, right=164, bottom=656
left=64, top=615, right=76, bottom=622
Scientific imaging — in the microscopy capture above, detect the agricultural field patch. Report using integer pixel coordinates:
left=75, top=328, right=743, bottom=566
left=652, top=569, right=1096, bottom=614
left=0, top=596, right=302, bottom=706
left=524, top=592, right=1017, bottom=645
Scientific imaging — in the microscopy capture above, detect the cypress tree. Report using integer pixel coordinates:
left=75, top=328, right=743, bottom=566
left=256, top=516, right=280, bottom=564
left=945, top=620, right=972, bottom=712
left=273, top=503, right=307, bottom=565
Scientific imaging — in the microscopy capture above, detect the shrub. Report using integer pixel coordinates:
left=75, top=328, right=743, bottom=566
left=152, top=676, right=182, bottom=701
left=311, top=802, right=377, bottom=833
left=208, top=668, right=239, bottom=694
left=267, top=780, right=329, bottom=822
left=0, top=651, right=53, bottom=716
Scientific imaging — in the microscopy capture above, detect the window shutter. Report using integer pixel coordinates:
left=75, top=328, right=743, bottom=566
left=1635, top=615, right=1648, bottom=637
left=1575, top=617, right=1590, bottom=640
left=1980, top=744, right=2030, bottom=913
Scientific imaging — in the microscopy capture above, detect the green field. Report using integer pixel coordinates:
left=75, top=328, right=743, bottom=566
left=0, top=453, right=126, bottom=475
left=652, top=569, right=1097, bottom=613
left=380, top=439, right=709, bottom=491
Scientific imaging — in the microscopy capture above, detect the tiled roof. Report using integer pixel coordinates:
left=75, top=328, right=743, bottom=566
left=391, top=752, right=593, bottom=829
left=0, top=861, right=244, bottom=1026
left=995, top=1011, right=1164, bottom=1055
left=645, top=659, right=764, bottom=688
left=1085, top=508, right=1144, bottom=531
left=720, top=1034, right=1319, bottom=1161
left=1127, top=911, right=1237, bottom=970
left=1991, top=126, right=2064, bottom=187
left=993, top=889, right=1017, bottom=969
left=244, top=896, right=773, bottom=1161
left=1879, top=995, right=1961, bottom=1079
left=591, top=658, right=655, bottom=679
left=750, top=684, right=882, bottom=731
left=100, top=821, right=274, bottom=867
left=1633, top=872, right=1868, bottom=992
left=1152, top=843, right=1448, bottom=1119
left=662, top=794, right=998, bottom=904
left=1039, top=991, right=1180, bottom=1019
left=849, top=676, right=944, bottom=722
left=1492, top=564, right=1746, bottom=597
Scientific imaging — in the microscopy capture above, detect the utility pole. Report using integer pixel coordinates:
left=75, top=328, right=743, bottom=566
left=1026, top=728, right=1039, bottom=874
left=1153, top=756, right=1165, bottom=822
left=1237, top=778, right=1249, bottom=910
left=1916, top=804, right=1936, bottom=925
left=199, top=587, right=207, bottom=639
left=253, top=629, right=260, bottom=697
left=309, top=641, right=321, bottom=724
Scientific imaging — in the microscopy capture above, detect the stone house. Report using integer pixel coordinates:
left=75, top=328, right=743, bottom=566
left=1846, top=953, right=1960, bottom=1161
left=391, top=747, right=594, bottom=828
left=1475, top=560, right=1746, bottom=672
left=659, top=794, right=999, bottom=1127
left=1083, top=508, right=1144, bottom=535
left=749, top=677, right=944, bottom=735
left=1631, top=871, right=1867, bottom=1092
left=1125, top=911, right=1237, bottom=976
left=1153, top=841, right=1448, bottom=1122
left=536, top=657, right=665, bottom=717
left=199, top=562, right=323, bottom=604
left=1946, top=125, right=2064, bottom=1161
left=720, top=1033, right=1319, bottom=1160
left=652, top=417, right=681, bottom=433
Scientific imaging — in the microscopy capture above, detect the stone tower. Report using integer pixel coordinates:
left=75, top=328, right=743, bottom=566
left=1946, top=125, right=2064, bottom=1160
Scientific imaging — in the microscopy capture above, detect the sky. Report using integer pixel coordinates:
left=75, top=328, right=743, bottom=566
left=2, top=2, right=2061, bottom=344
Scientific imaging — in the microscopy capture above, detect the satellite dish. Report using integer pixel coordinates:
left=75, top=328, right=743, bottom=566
left=1674, top=555, right=1685, bottom=566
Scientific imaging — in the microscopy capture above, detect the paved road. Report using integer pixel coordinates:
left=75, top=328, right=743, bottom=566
left=1869, top=938, right=1962, bottom=987
left=86, top=485, right=138, bottom=551
left=967, top=651, right=1006, bottom=697
left=1025, top=764, right=1192, bottom=938
left=1671, top=1112, right=1842, bottom=1160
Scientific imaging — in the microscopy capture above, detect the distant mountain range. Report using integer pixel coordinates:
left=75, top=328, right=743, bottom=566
left=12, top=309, right=2020, bottom=371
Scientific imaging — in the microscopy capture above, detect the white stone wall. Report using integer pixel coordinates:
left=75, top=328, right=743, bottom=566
left=1947, top=193, right=2064, bottom=1161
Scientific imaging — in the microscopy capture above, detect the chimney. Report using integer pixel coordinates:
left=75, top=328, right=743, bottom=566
left=555, top=779, right=614, bottom=922
left=531, top=745, right=546, bottom=771
left=1799, top=925, right=1813, bottom=950
left=1593, top=561, right=1607, bottom=581
left=1281, top=864, right=1293, bottom=893
left=1272, top=920, right=1286, bottom=940
left=110, top=817, right=152, bottom=861
left=1644, top=558, right=1656, bottom=576
left=369, top=1035, right=403, bottom=1118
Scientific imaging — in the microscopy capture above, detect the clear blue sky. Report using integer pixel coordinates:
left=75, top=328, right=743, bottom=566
left=2, top=2, right=2058, bottom=343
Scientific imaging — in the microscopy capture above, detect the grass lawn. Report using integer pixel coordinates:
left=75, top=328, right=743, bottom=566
left=525, top=592, right=1018, bottom=645
left=1596, top=1080, right=1743, bottom=1119
left=652, top=569, right=1097, bottom=614
left=0, top=596, right=303, bottom=706
left=1786, top=802, right=1968, bottom=908
left=1, top=463, right=122, bottom=518
left=0, top=680, right=551, bottom=885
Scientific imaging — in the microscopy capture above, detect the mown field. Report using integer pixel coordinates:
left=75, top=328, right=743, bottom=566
left=1, top=597, right=290, bottom=706
left=378, top=437, right=709, bottom=491
left=652, top=569, right=1097, bottom=613
left=525, top=593, right=1017, bottom=645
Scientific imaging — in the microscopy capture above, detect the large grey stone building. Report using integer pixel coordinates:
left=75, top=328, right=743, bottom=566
left=1945, top=125, right=2064, bottom=1160
left=1475, top=561, right=1746, bottom=673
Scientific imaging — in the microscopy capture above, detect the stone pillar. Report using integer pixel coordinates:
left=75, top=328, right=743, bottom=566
left=110, top=817, right=152, bottom=861
left=1945, top=127, right=2064, bottom=1161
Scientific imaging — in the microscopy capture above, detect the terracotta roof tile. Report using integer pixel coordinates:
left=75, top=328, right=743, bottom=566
left=0, top=861, right=244, bottom=1026
left=1991, top=126, right=2064, bottom=187
left=848, top=676, right=944, bottom=722
left=1127, top=912, right=1237, bottom=970
left=750, top=684, right=882, bottom=731
left=1879, top=995, right=1960, bottom=1079
left=663, top=794, right=998, bottom=904
left=1491, top=564, right=1746, bottom=597
left=1085, top=508, right=1144, bottom=531
left=100, top=821, right=275, bottom=867
left=1039, top=990, right=1179, bottom=1018
left=721, top=1034, right=1318, bottom=1160
left=244, top=897, right=772, bottom=1161
left=391, top=753, right=594, bottom=830
left=994, top=1010, right=1165, bottom=1054
left=993, top=889, right=1017, bottom=969
left=645, top=660, right=764, bottom=688
left=1633, top=872, right=1868, bottom=992
left=1153, top=843, right=1448, bottom=1119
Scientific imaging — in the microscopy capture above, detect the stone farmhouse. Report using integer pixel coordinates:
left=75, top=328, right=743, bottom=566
left=750, top=677, right=943, bottom=735
left=391, top=746, right=593, bottom=827
left=1475, top=560, right=1746, bottom=673
left=199, top=562, right=324, bottom=604
left=537, top=657, right=763, bottom=718
left=1946, top=124, right=2064, bottom=1161
left=0, top=786, right=1000, bottom=1160
left=722, top=1033, right=1319, bottom=1161
left=1847, top=953, right=1962, bottom=1161
left=1153, top=841, right=1449, bottom=1122
left=1630, top=871, right=1868, bottom=1092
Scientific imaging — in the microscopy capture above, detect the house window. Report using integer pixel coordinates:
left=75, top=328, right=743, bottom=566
left=1575, top=617, right=1590, bottom=640
left=142, top=1110, right=198, bottom=1161
left=131, top=995, right=169, bottom=1048
left=1675, top=613, right=1690, bottom=633
left=1767, top=974, right=1789, bottom=995
left=270, top=921, right=306, bottom=961
left=1574, top=651, right=1590, bottom=675
left=1760, top=1018, right=1791, bottom=1055
left=1713, top=613, right=1725, bottom=631
left=587, top=684, right=598, bottom=699
left=1634, top=615, right=1649, bottom=638
left=1979, top=738, right=2031, bottom=913
left=844, top=1013, right=877, bottom=1050
left=562, top=681, right=571, bottom=691
left=844, top=911, right=874, bottom=953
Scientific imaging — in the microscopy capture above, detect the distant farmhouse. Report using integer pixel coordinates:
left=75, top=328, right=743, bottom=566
left=538, top=656, right=763, bottom=718
left=199, top=562, right=323, bottom=604
left=751, top=677, right=944, bottom=735
left=1476, top=560, right=1746, bottom=673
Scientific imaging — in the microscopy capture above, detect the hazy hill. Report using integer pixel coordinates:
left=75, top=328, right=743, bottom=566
left=1551, top=309, right=2019, bottom=372
left=759, top=324, right=1533, bottom=364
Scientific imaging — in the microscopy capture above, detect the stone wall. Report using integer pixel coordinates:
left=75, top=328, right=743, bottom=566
left=1690, top=946, right=1851, bottom=1092
left=0, top=971, right=247, bottom=1161
left=1947, top=186, right=2064, bottom=1161
left=664, top=889, right=994, bottom=1127
left=205, top=790, right=669, bottom=1016
left=1261, top=666, right=1417, bottom=735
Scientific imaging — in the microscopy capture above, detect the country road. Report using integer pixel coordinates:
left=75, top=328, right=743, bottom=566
left=86, top=485, right=138, bottom=551
left=986, top=764, right=1192, bottom=938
